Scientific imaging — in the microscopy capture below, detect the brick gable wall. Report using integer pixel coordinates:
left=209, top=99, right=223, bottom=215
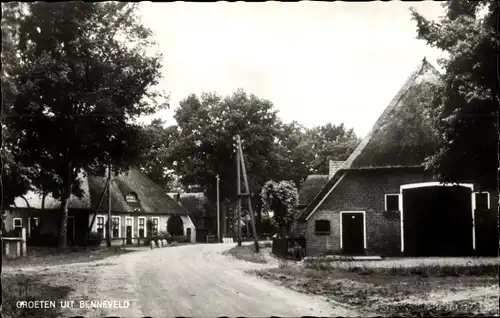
left=305, top=168, right=434, bottom=256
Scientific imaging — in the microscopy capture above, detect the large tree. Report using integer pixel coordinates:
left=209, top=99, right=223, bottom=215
left=271, top=121, right=360, bottom=188
left=170, top=90, right=281, bottom=204
left=271, top=121, right=314, bottom=187
left=1, top=3, right=33, bottom=208
left=306, top=123, right=360, bottom=175
left=3, top=2, right=166, bottom=248
left=411, top=0, right=498, bottom=190
left=139, top=118, right=179, bottom=191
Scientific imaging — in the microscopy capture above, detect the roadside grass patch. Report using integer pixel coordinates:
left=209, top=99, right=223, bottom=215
left=2, top=273, right=73, bottom=318
left=3, top=246, right=135, bottom=268
left=305, top=261, right=498, bottom=277
left=253, top=259, right=499, bottom=316
left=224, top=244, right=269, bottom=264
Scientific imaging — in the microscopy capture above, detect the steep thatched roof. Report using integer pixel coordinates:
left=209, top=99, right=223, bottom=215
left=167, top=192, right=208, bottom=217
left=343, top=58, right=441, bottom=169
left=13, top=168, right=188, bottom=215
left=298, top=175, right=329, bottom=207
left=297, top=58, right=441, bottom=221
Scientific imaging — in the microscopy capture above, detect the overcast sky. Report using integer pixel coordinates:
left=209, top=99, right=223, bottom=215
left=138, top=1, right=446, bottom=138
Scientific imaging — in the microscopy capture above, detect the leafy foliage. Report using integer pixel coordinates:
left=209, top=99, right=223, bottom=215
left=3, top=2, right=165, bottom=248
left=169, top=89, right=359, bottom=203
left=411, top=0, right=498, bottom=189
left=260, top=180, right=299, bottom=235
left=305, top=123, right=359, bottom=174
left=169, top=89, right=280, bottom=202
left=139, top=118, right=179, bottom=190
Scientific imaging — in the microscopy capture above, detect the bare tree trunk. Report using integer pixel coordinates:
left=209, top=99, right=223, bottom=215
left=58, top=163, right=72, bottom=250
left=20, top=195, right=31, bottom=208
left=41, top=191, right=47, bottom=210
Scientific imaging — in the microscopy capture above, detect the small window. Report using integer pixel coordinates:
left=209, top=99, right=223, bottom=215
left=474, top=192, right=490, bottom=210
left=13, top=218, right=22, bottom=236
left=315, top=220, right=330, bottom=235
left=385, top=194, right=400, bottom=211
left=125, top=192, right=138, bottom=203
left=97, top=216, right=105, bottom=238
left=13, top=218, right=22, bottom=228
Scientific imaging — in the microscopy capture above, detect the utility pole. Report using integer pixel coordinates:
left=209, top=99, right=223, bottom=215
left=107, top=163, right=112, bottom=248
left=236, top=140, right=242, bottom=247
left=216, top=174, right=220, bottom=243
left=236, top=135, right=260, bottom=253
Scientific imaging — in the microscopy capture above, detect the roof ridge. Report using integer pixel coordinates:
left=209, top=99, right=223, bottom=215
left=340, top=58, right=431, bottom=171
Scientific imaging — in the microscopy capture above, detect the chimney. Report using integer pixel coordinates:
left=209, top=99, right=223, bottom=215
left=176, top=193, right=181, bottom=203
left=329, top=160, right=344, bottom=179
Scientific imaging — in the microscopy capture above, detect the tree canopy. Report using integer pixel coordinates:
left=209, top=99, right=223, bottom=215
left=2, top=2, right=166, bottom=248
left=411, top=0, right=498, bottom=190
left=168, top=89, right=359, bottom=207
left=169, top=90, right=281, bottom=203
left=139, top=118, right=179, bottom=191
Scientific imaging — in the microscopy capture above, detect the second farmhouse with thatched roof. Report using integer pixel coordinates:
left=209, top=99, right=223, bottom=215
left=3, top=168, right=197, bottom=245
left=296, top=58, right=498, bottom=257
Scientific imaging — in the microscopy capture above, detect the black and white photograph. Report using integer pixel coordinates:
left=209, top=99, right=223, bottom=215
left=1, top=1, right=498, bottom=317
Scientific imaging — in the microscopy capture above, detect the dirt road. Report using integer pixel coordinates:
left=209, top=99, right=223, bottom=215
left=7, top=244, right=360, bottom=317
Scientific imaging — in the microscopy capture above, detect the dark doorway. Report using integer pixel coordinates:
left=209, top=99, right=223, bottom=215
left=402, top=185, right=472, bottom=256
left=341, top=212, right=365, bottom=255
left=126, top=218, right=133, bottom=245
left=126, top=226, right=132, bottom=244
left=186, top=228, right=191, bottom=242
left=167, top=215, right=184, bottom=236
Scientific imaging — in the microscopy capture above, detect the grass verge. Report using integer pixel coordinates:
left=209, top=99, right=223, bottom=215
left=3, top=246, right=135, bottom=268
left=223, top=242, right=272, bottom=264
left=2, top=273, right=73, bottom=318
left=252, top=260, right=499, bottom=316
left=305, top=261, right=499, bottom=277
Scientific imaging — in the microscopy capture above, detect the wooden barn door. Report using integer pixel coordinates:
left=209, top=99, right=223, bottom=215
left=341, top=212, right=365, bottom=255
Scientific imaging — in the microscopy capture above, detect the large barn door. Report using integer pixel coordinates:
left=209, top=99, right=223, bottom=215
left=402, top=185, right=473, bottom=256
left=341, top=212, right=365, bottom=255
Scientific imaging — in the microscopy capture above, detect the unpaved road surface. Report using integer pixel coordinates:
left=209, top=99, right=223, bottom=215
left=5, top=244, right=361, bottom=317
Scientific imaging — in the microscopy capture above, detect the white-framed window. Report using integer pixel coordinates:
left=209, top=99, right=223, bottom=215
left=314, top=220, right=331, bottom=235
left=138, top=217, right=146, bottom=238
left=384, top=194, right=400, bottom=211
left=152, top=217, right=159, bottom=236
left=96, top=216, right=106, bottom=238
left=28, top=217, right=39, bottom=236
left=13, top=218, right=22, bottom=235
left=112, top=216, right=121, bottom=238
left=125, top=192, right=138, bottom=203
left=473, top=192, right=490, bottom=210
